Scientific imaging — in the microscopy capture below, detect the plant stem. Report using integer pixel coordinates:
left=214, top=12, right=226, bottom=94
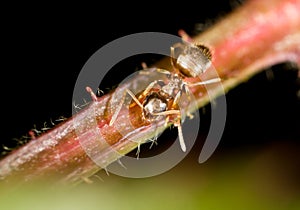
left=0, top=0, right=299, bottom=185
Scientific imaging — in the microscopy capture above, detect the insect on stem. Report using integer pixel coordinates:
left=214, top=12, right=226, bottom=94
left=109, top=39, right=221, bottom=152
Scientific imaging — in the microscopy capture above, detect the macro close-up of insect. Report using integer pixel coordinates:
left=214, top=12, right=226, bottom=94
left=1, top=1, right=300, bottom=209
left=107, top=39, right=221, bottom=153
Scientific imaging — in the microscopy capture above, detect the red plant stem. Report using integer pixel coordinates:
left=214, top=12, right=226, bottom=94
left=1, top=0, right=300, bottom=185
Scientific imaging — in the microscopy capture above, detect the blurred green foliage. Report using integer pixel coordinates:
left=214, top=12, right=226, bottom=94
left=1, top=141, right=299, bottom=210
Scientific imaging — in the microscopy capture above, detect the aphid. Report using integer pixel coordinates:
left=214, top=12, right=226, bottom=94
left=109, top=41, right=221, bottom=152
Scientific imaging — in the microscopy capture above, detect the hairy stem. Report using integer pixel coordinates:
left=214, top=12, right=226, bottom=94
left=0, top=0, right=299, bottom=185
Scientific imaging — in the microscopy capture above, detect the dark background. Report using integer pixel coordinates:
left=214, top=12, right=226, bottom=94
left=1, top=1, right=299, bottom=157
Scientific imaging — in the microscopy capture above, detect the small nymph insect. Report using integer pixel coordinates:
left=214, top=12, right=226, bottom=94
left=109, top=41, right=221, bottom=152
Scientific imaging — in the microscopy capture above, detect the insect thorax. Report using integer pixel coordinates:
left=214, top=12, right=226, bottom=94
left=160, top=74, right=183, bottom=98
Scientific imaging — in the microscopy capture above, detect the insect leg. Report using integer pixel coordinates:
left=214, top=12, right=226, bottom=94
left=152, top=110, right=180, bottom=116
left=126, top=89, right=143, bottom=109
left=151, top=110, right=180, bottom=129
left=152, top=108, right=186, bottom=152
left=172, top=91, right=186, bottom=152
left=131, top=80, right=159, bottom=106
left=156, top=68, right=171, bottom=75
left=164, top=115, right=170, bottom=127
left=182, top=84, right=195, bottom=119
left=174, top=120, right=186, bottom=152
left=170, top=44, right=179, bottom=67
left=109, top=90, right=127, bottom=126
left=109, top=89, right=144, bottom=126
left=172, top=91, right=193, bottom=121
left=173, top=90, right=181, bottom=105
left=187, top=78, right=221, bottom=87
